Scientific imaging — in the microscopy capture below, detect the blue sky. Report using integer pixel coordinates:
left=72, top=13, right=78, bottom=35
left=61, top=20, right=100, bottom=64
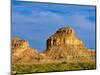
left=12, top=1, right=96, bottom=52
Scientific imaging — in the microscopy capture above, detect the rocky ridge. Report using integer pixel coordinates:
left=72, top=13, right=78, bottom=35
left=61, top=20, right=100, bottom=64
left=12, top=27, right=95, bottom=64
left=12, top=38, right=45, bottom=64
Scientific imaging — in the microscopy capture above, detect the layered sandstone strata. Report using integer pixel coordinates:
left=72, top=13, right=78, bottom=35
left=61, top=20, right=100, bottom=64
left=44, top=27, right=95, bottom=63
left=12, top=38, right=45, bottom=64
left=12, top=27, right=95, bottom=64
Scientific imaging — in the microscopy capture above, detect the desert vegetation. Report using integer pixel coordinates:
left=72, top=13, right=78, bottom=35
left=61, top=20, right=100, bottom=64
left=12, top=62, right=96, bottom=74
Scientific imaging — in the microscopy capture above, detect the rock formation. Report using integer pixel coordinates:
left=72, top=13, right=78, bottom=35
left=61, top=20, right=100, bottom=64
left=46, top=27, right=84, bottom=49
left=12, top=27, right=96, bottom=64
left=12, top=37, right=45, bottom=64
left=44, top=27, right=95, bottom=63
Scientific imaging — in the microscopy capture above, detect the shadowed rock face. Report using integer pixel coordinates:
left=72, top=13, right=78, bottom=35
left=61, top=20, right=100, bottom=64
left=12, top=27, right=96, bottom=64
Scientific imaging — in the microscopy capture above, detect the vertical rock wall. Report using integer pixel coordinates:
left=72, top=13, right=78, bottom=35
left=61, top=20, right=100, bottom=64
left=46, top=27, right=84, bottom=50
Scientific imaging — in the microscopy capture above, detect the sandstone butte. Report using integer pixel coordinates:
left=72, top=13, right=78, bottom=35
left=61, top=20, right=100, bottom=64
left=12, top=27, right=96, bottom=64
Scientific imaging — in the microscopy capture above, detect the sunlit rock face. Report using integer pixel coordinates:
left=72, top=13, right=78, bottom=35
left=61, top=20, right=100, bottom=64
left=12, top=27, right=95, bottom=64
left=12, top=39, right=29, bottom=56
left=46, top=27, right=84, bottom=49
left=12, top=38, right=45, bottom=64
left=45, top=27, right=95, bottom=63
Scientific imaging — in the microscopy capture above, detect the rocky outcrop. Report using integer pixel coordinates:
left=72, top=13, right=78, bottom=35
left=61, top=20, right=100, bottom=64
left=12, top=27, right=96, bottom=64
left=44, top=27, right=95, bottom=63
left=46, top=27, right=84, bottom=49
left=12, top=38, right=45, bottom=64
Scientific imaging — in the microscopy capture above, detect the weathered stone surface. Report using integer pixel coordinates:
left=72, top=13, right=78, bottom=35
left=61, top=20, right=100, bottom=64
left=44, top=27, right=95, bottom=63
left=12, top=38, right=45, bottom=64
left=46, top=27, right=84, bottom=49
left=12, top=27, right=96, bottom=64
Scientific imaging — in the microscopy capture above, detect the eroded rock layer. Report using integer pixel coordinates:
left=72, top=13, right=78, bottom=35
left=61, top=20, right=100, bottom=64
left=12, top=38, right=45, bottom=64
left=44, top=27, right=95, bottom=63
left=12, top=27, right=96, bottom=64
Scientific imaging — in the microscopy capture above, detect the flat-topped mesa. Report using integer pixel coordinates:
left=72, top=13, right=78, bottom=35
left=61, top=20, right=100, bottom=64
left=45, top=27, right=95, bottom=62
left=12, top=38, right=30, bottom=56
left=47, top=27, right=84, bottom=49
left=12, top=39, right=29, bottom=49
left=12, top=37, right=46, bottom=63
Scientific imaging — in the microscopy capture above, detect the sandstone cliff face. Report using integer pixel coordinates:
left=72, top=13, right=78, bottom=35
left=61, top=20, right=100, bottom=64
left=12, top=38, right=45, bottom=64
left=12, top=27, right=95, bottom=64
left=46, top=27, right=84, bottom=49
left=44, top=27, right=95, bottom=63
